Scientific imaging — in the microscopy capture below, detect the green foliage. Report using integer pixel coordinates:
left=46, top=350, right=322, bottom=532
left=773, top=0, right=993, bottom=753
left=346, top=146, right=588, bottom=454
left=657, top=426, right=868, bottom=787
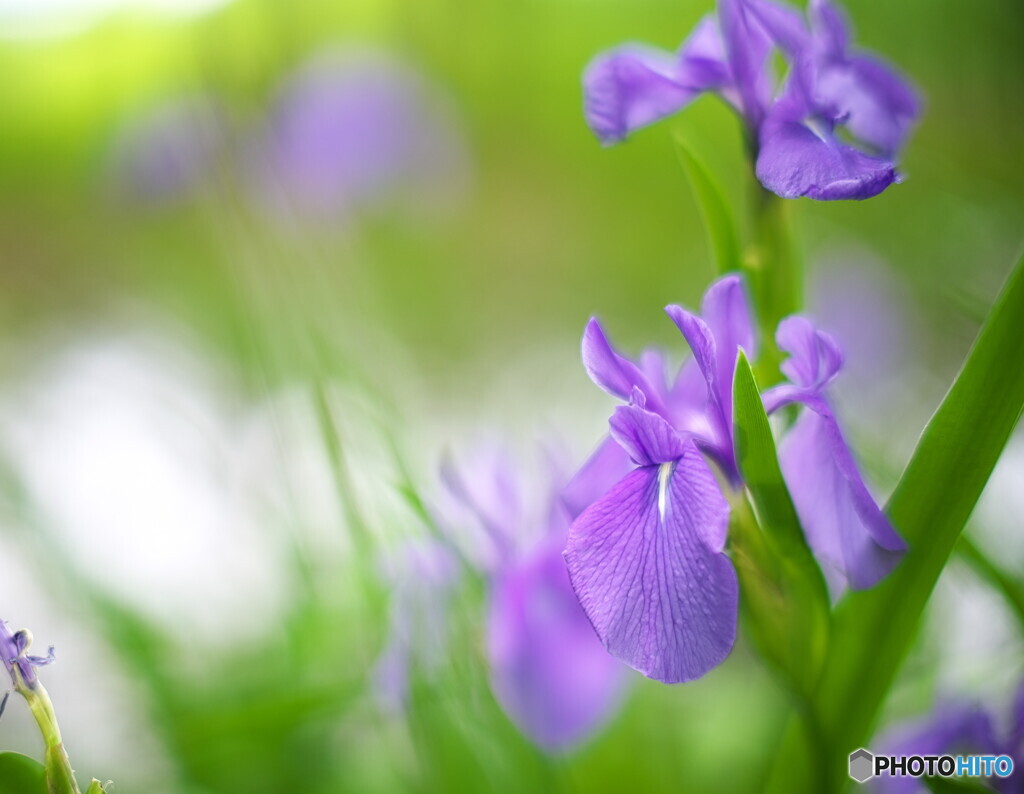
left=731, top=352, right=829, bottom=701
left=770, top=252, right=1024, bottom=792
left=0, top=753, right=46, bottom=794
left=675, top=137, right=741, bottom=276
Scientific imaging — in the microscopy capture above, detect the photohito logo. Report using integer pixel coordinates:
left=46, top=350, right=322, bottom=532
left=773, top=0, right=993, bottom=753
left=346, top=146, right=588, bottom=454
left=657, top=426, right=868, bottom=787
left=849, top=748, right=1015, bottom=784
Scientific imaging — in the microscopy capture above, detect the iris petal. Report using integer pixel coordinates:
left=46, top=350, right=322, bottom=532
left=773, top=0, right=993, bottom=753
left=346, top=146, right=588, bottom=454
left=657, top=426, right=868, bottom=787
left=565, top=444, right=736, bottom=683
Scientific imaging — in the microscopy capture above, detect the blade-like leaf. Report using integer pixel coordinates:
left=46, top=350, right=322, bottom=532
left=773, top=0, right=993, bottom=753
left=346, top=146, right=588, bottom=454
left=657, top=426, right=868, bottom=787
left=0, top=753, right=47, bottom=794
left=957, top=534, right=1024, bottom=630
left=768, top=252, right=1024, bottom=792
left=732, top=351, right=830, bottom=699
left=675, top=137, right=741, bottom=276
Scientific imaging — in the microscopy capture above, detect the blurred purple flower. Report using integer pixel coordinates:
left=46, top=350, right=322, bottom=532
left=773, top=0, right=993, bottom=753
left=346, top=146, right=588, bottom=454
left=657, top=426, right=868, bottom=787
left=442, top=448, right=629, bottom=754
left=873, top=684, right=1024, bottom=793
left=583, top=0, right=919, bottom=200
left=256, top=48, right=469, bottom=221
left=1, top=619, right=54, bottom=692
left=372, top=538, right=459, bottom=711
left=108, top=96, right=226, bottom=204
left=565, top=274, right=904, bottom=683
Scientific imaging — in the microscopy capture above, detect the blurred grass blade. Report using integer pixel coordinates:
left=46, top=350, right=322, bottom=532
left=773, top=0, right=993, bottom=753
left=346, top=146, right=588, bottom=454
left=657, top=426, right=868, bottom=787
left=731, top=351, right=829, bottom=700
left=675, top=137, right=740, bottom=275
left=957, top=534, right=1024, bottom=630
left=0, top=753, right=47, bottom=794
left=770, top=252, right=1024, bottom=792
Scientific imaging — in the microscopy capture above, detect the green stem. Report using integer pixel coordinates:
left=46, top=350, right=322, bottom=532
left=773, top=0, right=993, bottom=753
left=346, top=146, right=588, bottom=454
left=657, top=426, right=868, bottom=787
left=742, top=186, right=802, bottom=386
left=13, top=671, right=80, bottom=794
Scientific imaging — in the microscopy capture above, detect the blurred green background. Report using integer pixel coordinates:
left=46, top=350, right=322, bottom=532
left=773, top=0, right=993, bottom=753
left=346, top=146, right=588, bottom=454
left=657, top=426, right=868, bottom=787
left=0, top=0, right=1022, bottom=791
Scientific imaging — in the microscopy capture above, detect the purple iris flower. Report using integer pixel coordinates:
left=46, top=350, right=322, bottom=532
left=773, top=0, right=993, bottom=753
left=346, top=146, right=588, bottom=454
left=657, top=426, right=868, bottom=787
left=107, top=96, right=226, bottom=204
left=256, top=47, right=469, bottom=221
left=438, top=449, right=629, bottom=753
left=583, top=0, right=919, bottom=200
left=565, top=275, right=905, bottom=683
left=873, top=684, right=1024, bottom=793
left=1, top=619, right=54, bottom=692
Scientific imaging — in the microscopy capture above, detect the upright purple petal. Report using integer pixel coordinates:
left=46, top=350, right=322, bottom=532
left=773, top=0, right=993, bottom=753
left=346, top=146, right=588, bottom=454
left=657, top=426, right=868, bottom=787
left=776, top=315, right=844, bottom=390
left=583, top=17, right=730, bottom=145
left=488, top=534, right=627, bottom=752
left=565, top=444, right=736, bottom=683
left=808, top=0, right=849, bottom=58
left=717, top=0, right=774, bottom=127
left=582, top=318, right=669, bottom=417
left=742, top=0, right=811, bottom=56
left=777, top=400, right=905, bottom=591
left=664, top=305, right=734, bottom=464
left=756, top=108, right=899, bottom=200
left=665, top=275, right=755, bottom=474
left=699, top=274, right=757, bottom=421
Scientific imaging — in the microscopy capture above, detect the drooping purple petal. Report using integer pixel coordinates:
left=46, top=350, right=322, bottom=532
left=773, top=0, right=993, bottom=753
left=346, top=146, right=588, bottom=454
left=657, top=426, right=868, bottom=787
left=565, top=443, right=736, bottom=683
left=808, top=0, right=919, bottom=158
left=776, top=400, right=905, bottom=591
left=755, top=108, right=899, bottom=200
left=815, top=55, right=920, bottom=158
left=488, top=534, right=627, bottom=752
left=583, top=17, right=730, bottom=145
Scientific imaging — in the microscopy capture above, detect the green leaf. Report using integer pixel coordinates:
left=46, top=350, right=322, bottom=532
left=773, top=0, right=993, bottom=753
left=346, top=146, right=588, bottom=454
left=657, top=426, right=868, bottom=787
left=0, top=753, right=47, bottom=794
left=768, top=252, right=1024, bottom=792
left=731, top=351, right=830, bottom=700
left=675, top=137, right=741, bottom=276
left=84, top=781, right=108, bottom=794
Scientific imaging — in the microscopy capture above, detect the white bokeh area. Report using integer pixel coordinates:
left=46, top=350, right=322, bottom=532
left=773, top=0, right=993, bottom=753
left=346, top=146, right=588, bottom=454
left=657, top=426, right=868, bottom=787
left=0, top=0, right=231, bottom=39
left=0, top=324, right=291, bottom=645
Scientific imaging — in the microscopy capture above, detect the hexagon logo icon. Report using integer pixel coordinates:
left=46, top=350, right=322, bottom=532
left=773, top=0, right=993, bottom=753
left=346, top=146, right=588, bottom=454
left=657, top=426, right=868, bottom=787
left=849, top=748, right=875, bottom=783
